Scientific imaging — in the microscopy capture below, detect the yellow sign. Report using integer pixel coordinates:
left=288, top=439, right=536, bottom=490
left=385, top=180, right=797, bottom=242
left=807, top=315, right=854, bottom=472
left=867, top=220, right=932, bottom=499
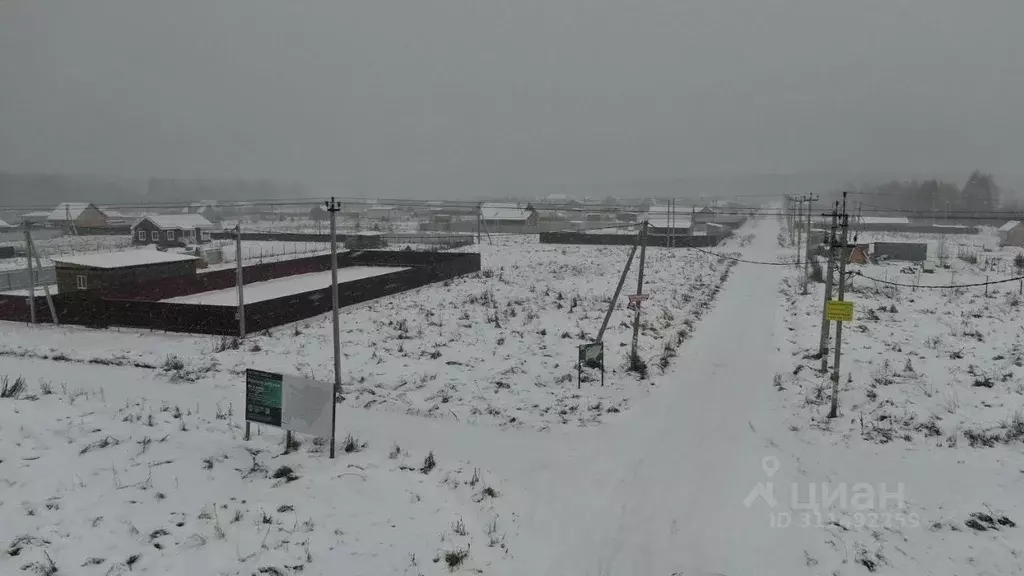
left=827, top=300, right=854, bottom=322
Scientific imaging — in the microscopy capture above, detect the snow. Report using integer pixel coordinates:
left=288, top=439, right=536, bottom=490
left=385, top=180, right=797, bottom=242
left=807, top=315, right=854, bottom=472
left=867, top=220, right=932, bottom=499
left=0, top=217, right=12, bottom=228
left=480, top=203, right=533, bottom=221
left=46, top=202, right=94, bottom=221
left=999, top=220, right=1020, bottom=232
left=0, top=357, right=513, bottom=576
left=1, top=235, right=733, bottom=430
left=4, top=216, right=1022, bottom=575
left=859, top=216, right=911, bottom=225
left=133, top=214, right=214, bottom=230
left=51, top=250, right=198, bottom=269
left=163, top=266, right=410, bottom=306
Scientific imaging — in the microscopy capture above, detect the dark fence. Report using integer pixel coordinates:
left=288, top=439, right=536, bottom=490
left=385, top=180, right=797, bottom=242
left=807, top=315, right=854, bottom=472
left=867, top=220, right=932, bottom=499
left=539, top=232, right=729, bottom=247
left=73, top=226, right=133, bottom=236
left=208, top=231, right=474, bottom=250
left=0, top=251, right=480, bottom=335
left=873, top=242, right=928, bottom=262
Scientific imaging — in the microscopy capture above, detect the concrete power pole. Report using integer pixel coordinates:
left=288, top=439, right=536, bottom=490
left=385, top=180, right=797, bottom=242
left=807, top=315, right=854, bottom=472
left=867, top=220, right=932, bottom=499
left=818, top=203, right=839, bottom=372
left=234, top=224, right=246, bottom=338
left=802, top=194, right=818, bottom=294
left=326, top=197, right=342, bottom=459
left=828, top=201, right=850, bottom=419
left=24, top=222, right=36, bottom=324
left=629, top=220, right=649, bottom=367
left=795, top=198, right=804, bottom=266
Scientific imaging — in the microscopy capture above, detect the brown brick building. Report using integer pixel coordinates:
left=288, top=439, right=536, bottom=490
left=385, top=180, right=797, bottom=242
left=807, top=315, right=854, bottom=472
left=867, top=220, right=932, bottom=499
left=52, top=251, right=199, bottom=297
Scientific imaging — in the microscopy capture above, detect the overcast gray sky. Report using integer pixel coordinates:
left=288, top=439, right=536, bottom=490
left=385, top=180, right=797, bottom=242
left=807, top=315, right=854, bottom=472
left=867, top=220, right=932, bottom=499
left=1, top=0, right=1022, bottom=196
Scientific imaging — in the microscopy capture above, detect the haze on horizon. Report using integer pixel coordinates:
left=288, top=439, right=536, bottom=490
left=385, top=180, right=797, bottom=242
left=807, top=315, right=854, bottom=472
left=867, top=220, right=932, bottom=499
left=1, top=0, right=1022, bottom=198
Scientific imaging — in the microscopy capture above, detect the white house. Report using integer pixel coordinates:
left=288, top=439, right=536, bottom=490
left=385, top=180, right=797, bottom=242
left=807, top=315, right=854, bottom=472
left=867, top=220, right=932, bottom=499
left=480, top=203, right=538, bottom=228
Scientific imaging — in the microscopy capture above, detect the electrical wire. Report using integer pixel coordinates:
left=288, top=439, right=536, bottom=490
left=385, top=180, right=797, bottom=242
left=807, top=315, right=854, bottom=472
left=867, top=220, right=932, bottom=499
left=680, top=245, right=798, bottom=266
left=847, top=270, right=1024, bottom=289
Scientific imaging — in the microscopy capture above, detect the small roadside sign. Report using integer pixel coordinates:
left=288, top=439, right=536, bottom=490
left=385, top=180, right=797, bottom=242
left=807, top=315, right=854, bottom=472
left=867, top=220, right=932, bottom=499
left=627, top=293, right=650, bottom=304
left=577, top=341, right=605, bottom=389
left=827, top=300, right=854, bottom=322
left=245, top=369, right=283, bottom=427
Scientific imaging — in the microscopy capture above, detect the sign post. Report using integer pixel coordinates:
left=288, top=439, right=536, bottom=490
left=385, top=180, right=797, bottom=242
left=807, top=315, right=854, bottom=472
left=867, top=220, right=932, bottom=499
left=826, top=300, right=854, bottom=322
left=245, top=368, right=334, bottom=451
left=577, top=341, right=605, bottom=389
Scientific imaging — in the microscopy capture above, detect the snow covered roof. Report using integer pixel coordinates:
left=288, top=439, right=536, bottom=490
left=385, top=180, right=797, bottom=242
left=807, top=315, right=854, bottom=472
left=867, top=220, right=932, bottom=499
left=47, top=202, right=97, bottom=221
left=481, top=203, right=535, bottom=221
left=859, top=216, right=910, bottom=225
left=0, top=217, right=12, bottom=228
left=22, top=211, right=50, bottom=218
left=646, top=215, right=692, bottom=228
left=52, top=250, right=198, bottom=269
left=999, top=221, right=1021, bottom=232
left=132, top=214, right=214, bottom=230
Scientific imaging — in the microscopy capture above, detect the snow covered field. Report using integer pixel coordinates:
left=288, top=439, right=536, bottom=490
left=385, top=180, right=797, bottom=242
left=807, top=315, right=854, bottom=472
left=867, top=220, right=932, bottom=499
left=0, top=234, right=734, bottom=429
left=9, top=216, right=1018, bottom=575
left=165, top=266, right=409, bottom=306
left=777, top=225, right=1024, bottom=574
left=0, top=361, right=513, bottom=576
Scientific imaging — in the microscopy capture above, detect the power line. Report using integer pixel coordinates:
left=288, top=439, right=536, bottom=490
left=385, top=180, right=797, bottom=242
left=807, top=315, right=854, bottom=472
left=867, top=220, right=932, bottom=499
left=849, top=270, right=1024, bottom=289
left=681, top=245, right=798, bottom=266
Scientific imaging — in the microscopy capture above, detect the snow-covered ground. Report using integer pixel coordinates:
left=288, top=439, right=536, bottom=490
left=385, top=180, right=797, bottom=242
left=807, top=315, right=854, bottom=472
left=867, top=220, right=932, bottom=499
left=777, top=224, right=1024, bottom=574
left=165, top=266, right=409, bottom=306
left=0, top=360, right=513, bottom=576
left=6, top=216, right=1019, bottom=575
left=0, top=234, right=734, bottom=429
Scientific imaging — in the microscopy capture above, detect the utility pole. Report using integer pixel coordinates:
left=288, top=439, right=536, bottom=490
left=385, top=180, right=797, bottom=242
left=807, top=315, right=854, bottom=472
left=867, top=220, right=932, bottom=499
left=23, top=222, right=36, bottom=324
left=476, top=202, right=482, bottom=244
left=326, top=197, right=342, bottom=459
left=802, top=194, right=818, bottom=294
left=795, top=197, right=804, bottom=265
left=629, top=220, right=649, bottom=366
left=597, top=235, right=639, bottom=341
left=818, top=203, right=838, bottom=371
left=828, top=194, right=850, bottom=419
left=25, top=228, right=57, bottom=323
left=234, top=224, right=246, bottom=338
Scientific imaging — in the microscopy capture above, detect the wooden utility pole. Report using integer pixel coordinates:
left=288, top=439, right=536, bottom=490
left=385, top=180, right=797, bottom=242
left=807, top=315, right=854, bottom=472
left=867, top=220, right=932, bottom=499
left=326, top=197, right=342, bottom=459
left=629, top=220, right=649, bottom=365
left=828, top=194, right=850, bottom=419
left=818, top=203, right=838, bottom=372
left=476, top=203, right=482, bottom=244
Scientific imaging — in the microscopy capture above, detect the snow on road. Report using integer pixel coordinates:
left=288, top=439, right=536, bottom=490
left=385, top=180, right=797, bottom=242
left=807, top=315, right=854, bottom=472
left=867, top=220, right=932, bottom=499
left=9, top=216, right=1017, bottom=575
left=163, top=266, right=409, bottom=306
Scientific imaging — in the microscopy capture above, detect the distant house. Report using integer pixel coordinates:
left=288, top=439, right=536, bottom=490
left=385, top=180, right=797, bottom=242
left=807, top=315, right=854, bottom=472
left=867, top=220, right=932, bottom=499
left=52, top=250, right=198, bottom=296
left=20, top=211, right=51, bottom=226
left=131, top=214, right=214, bottom=247
left=480, top=203, right=538, bottom=229
left=100, top=208, right=130, bottom=226
left=999, top=221, right=1024, bottom=246
left=182, top=202, right=224, bottom=223
left=857, top=216, right=911, bottom=232
left=692, top=207, right=717, bottom=225
left=309, top=205, right=329, bottom=222
left=365, top=205, right=401, bottom=220
left=47, top=203, right=108, bottom=230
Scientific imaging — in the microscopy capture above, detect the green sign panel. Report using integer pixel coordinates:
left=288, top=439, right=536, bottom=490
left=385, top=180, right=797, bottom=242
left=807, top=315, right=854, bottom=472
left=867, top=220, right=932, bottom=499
left=246, top=369, right=283, bottom=427
left=579, top=341, right=604, bottom=368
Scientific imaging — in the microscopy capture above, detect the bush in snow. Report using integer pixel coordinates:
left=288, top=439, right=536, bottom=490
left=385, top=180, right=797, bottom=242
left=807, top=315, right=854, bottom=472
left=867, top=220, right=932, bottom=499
left=0, top=375, right=26, bottom=399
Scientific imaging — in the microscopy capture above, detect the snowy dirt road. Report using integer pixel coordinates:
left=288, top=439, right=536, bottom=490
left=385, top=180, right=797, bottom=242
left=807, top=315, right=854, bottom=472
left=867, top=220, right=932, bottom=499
left=502, top=217, right=817, bottom=576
